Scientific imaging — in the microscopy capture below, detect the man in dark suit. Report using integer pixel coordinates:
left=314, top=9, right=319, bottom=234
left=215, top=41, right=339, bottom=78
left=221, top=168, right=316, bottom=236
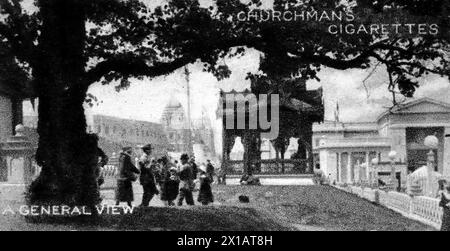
left=139, top=144, right=159, bottom=207
left=178, top=154, right=195, bottom=206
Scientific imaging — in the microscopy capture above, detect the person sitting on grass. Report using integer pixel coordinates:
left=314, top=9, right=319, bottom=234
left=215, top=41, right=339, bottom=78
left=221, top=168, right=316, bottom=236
left=240, top=168, right=261, bottom=186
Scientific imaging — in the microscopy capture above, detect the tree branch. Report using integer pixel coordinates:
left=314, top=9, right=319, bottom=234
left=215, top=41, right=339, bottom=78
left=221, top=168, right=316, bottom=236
left=287, top=40, right=395, bottom=70
left=85, top=56, right=195, bottom=85
left=84, top=36, right=263, bottom=86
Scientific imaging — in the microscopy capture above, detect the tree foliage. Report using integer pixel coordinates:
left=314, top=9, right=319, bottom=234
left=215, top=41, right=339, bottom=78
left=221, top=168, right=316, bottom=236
left=1, top=0, right=448, bottom=96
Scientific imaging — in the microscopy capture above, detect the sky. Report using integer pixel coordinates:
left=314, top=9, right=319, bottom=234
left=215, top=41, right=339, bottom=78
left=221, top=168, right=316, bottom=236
left=79, top=55, right=449, bottom=124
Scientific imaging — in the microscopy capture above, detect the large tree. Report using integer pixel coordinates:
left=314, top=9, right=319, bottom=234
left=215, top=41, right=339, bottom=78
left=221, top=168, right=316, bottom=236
left=0, top=0, right=448, bottom=206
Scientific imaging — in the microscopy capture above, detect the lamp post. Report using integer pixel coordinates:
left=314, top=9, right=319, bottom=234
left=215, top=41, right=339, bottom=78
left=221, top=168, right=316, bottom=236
left=371, top=157, right=379, bottom=188
left=388, top=151, right=397, bottom=191
left=424, top=135, right=439, bottom=197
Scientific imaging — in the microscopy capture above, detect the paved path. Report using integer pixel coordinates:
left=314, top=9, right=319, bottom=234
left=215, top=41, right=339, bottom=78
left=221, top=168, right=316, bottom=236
left=225, top=177, right=314, bottom=186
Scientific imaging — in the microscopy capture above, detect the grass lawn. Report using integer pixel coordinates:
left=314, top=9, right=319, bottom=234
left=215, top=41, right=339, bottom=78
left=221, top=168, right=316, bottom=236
left=1, top=185, right=436, bottom=231
left=213, top=185, right=435, bottom=231
left=24, top=206, right=290, bottom=231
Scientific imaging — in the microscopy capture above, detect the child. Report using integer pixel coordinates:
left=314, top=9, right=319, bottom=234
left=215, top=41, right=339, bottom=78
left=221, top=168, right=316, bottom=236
left=198, top=166, right=214, bottom=206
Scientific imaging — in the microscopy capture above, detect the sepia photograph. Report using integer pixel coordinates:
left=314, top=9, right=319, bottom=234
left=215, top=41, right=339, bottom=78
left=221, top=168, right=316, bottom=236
left=0, top=0, right=449, bottom=240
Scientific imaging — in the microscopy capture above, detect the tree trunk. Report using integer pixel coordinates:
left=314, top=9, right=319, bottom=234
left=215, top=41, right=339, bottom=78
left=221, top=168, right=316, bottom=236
left=29, top=92, right=99, bottom=207
left=27, top=0, right=99, bottom=207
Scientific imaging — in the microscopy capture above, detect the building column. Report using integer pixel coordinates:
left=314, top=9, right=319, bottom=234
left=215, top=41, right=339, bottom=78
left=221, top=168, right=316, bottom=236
left=365, top=151, right=370, bottom=182
left=347, top=153, right=352, bottom=184
left=390, top=128, right=407, bottom=163
left=337, top=152, right=342, bottom=183
left=11, top=99, right=23, bottom=135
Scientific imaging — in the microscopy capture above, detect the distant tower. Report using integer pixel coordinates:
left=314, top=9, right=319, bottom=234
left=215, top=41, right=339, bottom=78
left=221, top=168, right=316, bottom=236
left=161, top=96, right=191, bottom=153
left=192, top=106, right=216, bottom=156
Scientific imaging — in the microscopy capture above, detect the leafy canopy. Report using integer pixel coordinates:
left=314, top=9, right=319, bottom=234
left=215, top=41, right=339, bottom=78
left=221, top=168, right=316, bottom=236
left=0, top=0, right=448, bottom=98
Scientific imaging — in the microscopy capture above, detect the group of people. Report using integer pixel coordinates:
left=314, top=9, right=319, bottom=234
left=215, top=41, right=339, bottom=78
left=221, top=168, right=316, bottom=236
left=114, top=144, right=216, bottom=208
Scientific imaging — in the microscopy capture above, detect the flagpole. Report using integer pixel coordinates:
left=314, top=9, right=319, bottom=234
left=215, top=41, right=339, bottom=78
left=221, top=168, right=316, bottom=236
left=185, top=66, right=193, bottom=155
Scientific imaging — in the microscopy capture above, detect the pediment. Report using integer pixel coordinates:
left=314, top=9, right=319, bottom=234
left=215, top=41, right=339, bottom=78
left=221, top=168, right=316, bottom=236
left=394, top=99, right=450, bottom=114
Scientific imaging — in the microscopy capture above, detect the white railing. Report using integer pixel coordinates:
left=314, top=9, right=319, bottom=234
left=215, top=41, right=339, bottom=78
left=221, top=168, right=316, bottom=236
left=350, top=186, right=363, bottom=196
left=336, top=185, right=444, bottom=229
left=411, top=196, right=443, bottom=228
left=101, top=165, right=119, bottom=178
left=382, top=191, right=411, bottom=214
left=361, top=188, right=377, bottom=202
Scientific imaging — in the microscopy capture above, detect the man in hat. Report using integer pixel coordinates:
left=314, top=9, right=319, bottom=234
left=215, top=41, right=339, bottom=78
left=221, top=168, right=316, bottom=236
left=189, top=156, right=199, bottom=180
left=206, top=160, right=215, bottom=182
left=139, top=144, right=159, bottom=207
left=178, top=153, right=195, bottom=206
left=115, top=147, right=140, bottom=207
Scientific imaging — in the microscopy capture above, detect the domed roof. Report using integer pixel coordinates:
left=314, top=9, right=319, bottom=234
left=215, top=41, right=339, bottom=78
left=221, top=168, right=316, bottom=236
left=166, top=96, right=182, bottom=108
left=161, top=96, right=188, bottom=129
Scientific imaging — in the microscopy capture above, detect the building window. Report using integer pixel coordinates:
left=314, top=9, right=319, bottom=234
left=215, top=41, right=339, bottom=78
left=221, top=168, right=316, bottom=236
left=105, top=125, right=110, bottom=136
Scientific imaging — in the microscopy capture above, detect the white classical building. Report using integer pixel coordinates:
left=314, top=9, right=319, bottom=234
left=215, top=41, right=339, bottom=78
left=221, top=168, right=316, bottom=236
left=0, top=86, right=23, bottom=143
left=0, top=84, right=28, bottom=184
left=314, top=98, right=450, bottom=186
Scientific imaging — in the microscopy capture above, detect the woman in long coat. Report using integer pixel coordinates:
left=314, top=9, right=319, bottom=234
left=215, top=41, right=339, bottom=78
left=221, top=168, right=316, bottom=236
left=115, top=147, right=140, bottom=207
left=159, top=157, right=179, bottom=206
left=198, top=167, right=214, bottom=206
